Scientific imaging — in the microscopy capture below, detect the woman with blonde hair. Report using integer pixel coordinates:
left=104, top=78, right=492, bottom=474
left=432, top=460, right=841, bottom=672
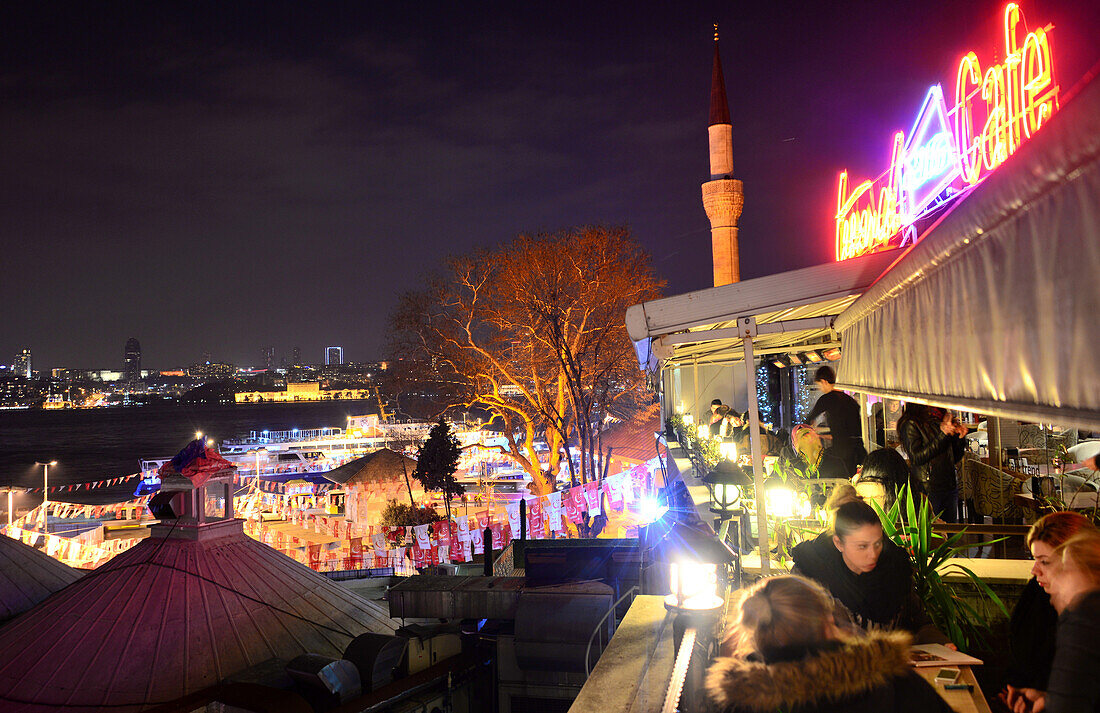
left=707, top=575, right=952, bottom=713
left=1009, top=528, right=1100, bottom=713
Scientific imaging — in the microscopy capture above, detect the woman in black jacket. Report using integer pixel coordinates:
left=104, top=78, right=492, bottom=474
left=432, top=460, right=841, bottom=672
left=1008, top=529, right=1100, bottom=713
left=897, top=403, right=967, bottom=522
left=1002, top=511, right=1093, bottom=703
left=791, top=499, right=948, bottom=644
left=707, top=575, right=953, bottom=713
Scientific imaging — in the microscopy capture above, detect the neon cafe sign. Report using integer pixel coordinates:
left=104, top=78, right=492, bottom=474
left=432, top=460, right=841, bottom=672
left=835, top=3, right=1059, bottom=261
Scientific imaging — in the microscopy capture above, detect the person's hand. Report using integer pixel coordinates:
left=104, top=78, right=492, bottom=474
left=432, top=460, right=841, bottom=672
left=1012, top=688, right=1046, bottom=713
left=944, top=642, right=958, bottom=651
left=940, top=412, right=956, bottom=435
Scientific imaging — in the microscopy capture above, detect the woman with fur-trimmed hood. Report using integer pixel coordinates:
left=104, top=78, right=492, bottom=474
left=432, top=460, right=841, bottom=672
left=706, top=576, right=952, bottom=713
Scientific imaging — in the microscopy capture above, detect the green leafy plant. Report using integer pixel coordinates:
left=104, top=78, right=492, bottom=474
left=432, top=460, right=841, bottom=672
left=870, top=483, right=1009, bottom=650
left=379, top=499, right=443, bottom=529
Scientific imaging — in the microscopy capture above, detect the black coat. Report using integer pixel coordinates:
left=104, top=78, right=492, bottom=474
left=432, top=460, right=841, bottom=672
left=1006, top=577, right=1057, bottom=690
left=1046, top=590, right=1100, bottom=712
left=898, top=415, right=964, bottom=494
left=706, top=631, right=953, bottom=713
left=791, top=532, right=947, bottom=644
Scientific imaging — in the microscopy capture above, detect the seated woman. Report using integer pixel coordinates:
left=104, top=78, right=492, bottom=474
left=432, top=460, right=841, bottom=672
left=791, top=498, right=948, bottom=644
left=1008, top=529, right=1100, bottom=713
left=1002, top=512, right=1094, bottom=703
left=707, top=575, right=953, bottom=713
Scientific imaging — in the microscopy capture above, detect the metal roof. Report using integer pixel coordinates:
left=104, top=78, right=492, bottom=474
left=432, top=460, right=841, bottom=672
left=625, top=250, right=899, bottom=367
left=0, top=522, right=397, bottom=712
left=0, top=533, right=81, bottom=623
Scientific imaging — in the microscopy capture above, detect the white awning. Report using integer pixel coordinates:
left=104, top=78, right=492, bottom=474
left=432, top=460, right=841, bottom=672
left=626, top=250, right=898, bottom=367
left=834, top=74, right=1100, bottom=430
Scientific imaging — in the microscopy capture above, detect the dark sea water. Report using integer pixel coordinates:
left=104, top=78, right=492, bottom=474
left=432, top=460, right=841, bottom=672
left=0, top=401, right=377, bottom=508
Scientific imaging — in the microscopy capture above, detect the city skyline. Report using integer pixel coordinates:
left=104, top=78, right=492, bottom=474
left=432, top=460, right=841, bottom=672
left=2, top=1, right=1098, bottom=369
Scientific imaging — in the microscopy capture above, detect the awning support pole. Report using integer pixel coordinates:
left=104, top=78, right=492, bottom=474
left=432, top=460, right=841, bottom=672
left=693, top=358, right=700, bottom=422
left=739, top=318, right=768, bottom=575
left=858, top=392, right=871, bottom=451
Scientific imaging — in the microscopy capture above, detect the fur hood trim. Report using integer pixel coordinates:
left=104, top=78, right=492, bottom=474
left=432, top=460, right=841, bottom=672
left=706, top=630, right=913, bottom=711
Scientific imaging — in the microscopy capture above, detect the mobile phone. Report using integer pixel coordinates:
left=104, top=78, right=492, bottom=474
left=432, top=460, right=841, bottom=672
left=934, top=667, right=960, bottom=684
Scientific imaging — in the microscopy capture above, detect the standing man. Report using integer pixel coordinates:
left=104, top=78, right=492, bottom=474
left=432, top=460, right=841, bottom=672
left=806, top=366, right=867, bottom=476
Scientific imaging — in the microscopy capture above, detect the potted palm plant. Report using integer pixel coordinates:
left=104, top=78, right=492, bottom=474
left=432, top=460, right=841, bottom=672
left=870, top=484, right=1009, bottom=650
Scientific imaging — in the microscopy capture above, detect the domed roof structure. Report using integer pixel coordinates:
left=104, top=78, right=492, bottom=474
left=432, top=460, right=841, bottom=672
left=0, top=532, right=80, bottom=622
left=0, top=519, right=397, bottom=712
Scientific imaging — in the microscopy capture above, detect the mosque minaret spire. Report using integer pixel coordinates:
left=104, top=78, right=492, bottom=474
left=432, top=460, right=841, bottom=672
left=702, top=24, right=744, bottom=286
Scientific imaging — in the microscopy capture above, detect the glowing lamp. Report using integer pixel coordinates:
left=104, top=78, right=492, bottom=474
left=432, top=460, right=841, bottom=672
left=703, top=459, right=752, bottom=516
left=719, top=441, right=737, bottom=462
left=764, top=478, right=798, bottom=519
left=667, top=560, right=722, bottom=612
left=682, top=413, right=694, bottom=427
left=822, top=347, right=842, bottom=361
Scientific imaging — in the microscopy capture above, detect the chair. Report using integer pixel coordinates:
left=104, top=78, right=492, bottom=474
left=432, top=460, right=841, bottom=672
left=958, top=454, right=1026, bottom=520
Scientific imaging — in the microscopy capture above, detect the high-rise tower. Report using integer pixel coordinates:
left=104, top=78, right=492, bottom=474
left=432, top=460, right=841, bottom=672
left=124, top=338, right=142, bottom=383
left=701, top=26, right=744, bottom=286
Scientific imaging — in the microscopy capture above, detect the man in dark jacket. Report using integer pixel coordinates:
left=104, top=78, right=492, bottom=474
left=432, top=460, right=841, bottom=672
left=897, top=403, right=966, bottom=522
left=806, top=366, right=866, bottom=476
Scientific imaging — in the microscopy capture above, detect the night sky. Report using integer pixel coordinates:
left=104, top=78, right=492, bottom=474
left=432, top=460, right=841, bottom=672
left=3, top=1, right=1097, bottom=371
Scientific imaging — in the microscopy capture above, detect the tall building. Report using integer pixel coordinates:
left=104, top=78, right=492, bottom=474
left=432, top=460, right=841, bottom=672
left=701, top=26, right=744, bottom=286
left=124, top=338, right=142, bottom=383
left=291, top=346, right=301, bottom=366
left=14, top=349, right=31, bottom=378
left=262, top=346, right=275, bottom=370
left=325, top=346, right=344, bottom=366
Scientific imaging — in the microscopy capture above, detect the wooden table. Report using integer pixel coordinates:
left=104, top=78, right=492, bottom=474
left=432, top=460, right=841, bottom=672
left=917, top=665, right=991, bottom=713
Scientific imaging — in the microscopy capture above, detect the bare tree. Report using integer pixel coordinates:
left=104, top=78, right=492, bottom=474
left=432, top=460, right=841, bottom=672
left=390, top=226, right=662, bottom=495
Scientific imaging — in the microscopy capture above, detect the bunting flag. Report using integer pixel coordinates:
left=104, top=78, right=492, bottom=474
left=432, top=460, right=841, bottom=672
left=413, top=524, right=431, bottom=550
left=470, top=522, right=484, bottom=555
left=527, top=497, right=544, bottom=538
left=547, top=491, right=563, bottom=533
left=506, top=502, right=521, bottom=536
left=604, top=474, right=625, bottom=510
left=565, top=486, right=585, bottom=523
left=583, top=481, right=601, bottom=516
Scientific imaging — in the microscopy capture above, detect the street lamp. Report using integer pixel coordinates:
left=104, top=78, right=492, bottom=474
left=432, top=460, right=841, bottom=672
left=703, top=458, right=753, bottom=587
left=34, top=461, right=57, bottom=532
left=653, top=519, right=732, bottom=713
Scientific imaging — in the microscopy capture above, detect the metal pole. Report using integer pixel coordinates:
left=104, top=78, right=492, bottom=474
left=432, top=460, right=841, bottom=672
left=520, top=498, right=527, bottom=540
left=858, top=392, right=871, bottom=451
left=693, top=358, right=700, bottom=419
left=483, top=528, right=494, bottom=577
left=743, top=336, right=768, bottom=575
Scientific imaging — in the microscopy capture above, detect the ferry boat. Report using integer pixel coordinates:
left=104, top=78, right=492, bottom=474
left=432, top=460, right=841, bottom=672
left=138, top=414, right=500, bottom=490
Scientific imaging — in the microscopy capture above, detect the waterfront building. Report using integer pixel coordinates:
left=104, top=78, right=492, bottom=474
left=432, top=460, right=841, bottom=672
left=123, top=337, right=141, bottom=383
left=188, top=361, right=234, bottom=380
left=326, top=345, right=344, bottom=365
left=234, top=380, right=370, bottom=403
left=701, top=28, right=743, bottom=286
left=13, top=349, right=30, bottom=379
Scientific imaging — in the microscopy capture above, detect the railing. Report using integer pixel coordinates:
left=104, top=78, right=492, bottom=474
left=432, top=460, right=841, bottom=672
left=584, top=586, right=639, bottom=676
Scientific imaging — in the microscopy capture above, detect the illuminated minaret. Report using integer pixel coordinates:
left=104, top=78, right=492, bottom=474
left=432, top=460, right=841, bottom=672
left=702, top=26, right=744, bottom=286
